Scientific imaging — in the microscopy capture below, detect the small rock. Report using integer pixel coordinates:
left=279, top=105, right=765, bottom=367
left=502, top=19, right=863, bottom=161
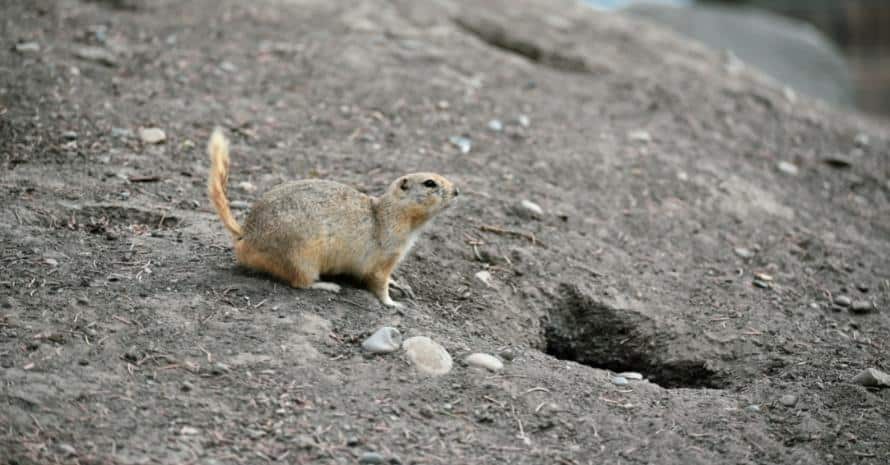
left=111, top=127, right=133, bottom=139
left=809, top=302, right=820, bottom=310
left=516, top=114, right=530, bottom=128
left=359, top=452, right=385, bottom=465
left=448, top=136, right=471, bottom=154
left=854, top=133, right=870, bottom=148
left=752, top=279, right=770, bottom=289
left=75, top=46, right=118, bottom=67
left=230, top=200, right=251, bottom=210
left=57, top=443, right=77, bottom=456
left=851, top=368, right=890, bottom=388
left=628, top=130, right=651, bottom=143
left=618, top=372, right=643, bottom=380
left=180, top=382, right=194, bottom=392
left=499, top=349, right=515, bottom=361
left=294, top=434, right=316, bottom=450
left=362, top=327, right=402, bottom=354
left=833, top=295, right=852, bottom=307
left=139, top=127, right=166, bottom=144
left=850, top=300, right=874, bottom=314
left=237, top=181, right=257, bottom=193
left=436, top=100, right=450, bottom=110
left=219, top=61, right=237, bottom=73
left=346, top=436, right=362, bottom=447
left=611, top=376, right=628, bottom=386
left=44, top=258, right=59, bottom=267
left=402, top=336, right=452, bottom=376
left=180, top=426, right=199, bottom=435
left=744, top=404, right=761, bottom=412
left=779, top=394, right=797, bottom=407
left=464, top=353, right=503, bottom=372
left=487, top=119, right=503, bottom=132
left=783, top=86, right=797, bottom=104
left=734, top=247, right=754, bottom=259
left=518, top=200, right=543, bottom=218
left=14, top=41, right=41, bottom=54
left=754, top=272, right=773, bottom=282
left=777, top=161, right=799, bottom=176
left=62, top=131, right=78, bottom=141
left=474, top=270, right=493, bottom=287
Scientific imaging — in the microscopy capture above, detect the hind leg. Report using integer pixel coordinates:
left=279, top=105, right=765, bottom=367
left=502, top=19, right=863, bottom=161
left=235, top=239, right=308, bottom=287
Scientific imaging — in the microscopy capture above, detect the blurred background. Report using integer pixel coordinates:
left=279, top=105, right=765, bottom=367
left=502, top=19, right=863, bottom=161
left=585, top=0, right=890, bottom=119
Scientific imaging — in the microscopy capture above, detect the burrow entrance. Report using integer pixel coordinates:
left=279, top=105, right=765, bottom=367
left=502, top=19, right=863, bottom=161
left=541, top=284, right=726, bottom=389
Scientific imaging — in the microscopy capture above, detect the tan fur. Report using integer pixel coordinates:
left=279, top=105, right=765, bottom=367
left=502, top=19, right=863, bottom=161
left=206, top=129, right=458, bottom=306
left=207, top=127, right=244, bottom=238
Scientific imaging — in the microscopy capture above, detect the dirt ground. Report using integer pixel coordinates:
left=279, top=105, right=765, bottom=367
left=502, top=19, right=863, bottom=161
left=2, top=0, right=889, bottom=464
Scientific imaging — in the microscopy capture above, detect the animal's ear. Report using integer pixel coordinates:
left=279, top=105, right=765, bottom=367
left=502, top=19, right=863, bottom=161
left=400, top=178, right=410, bottom=190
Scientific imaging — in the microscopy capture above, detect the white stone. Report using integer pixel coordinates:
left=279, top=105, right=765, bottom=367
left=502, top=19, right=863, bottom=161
left=15, top=42, right=41, bottom=53
left=465, top=353, right=503, bottom=372
left=487, top=119, right=503, bottom=132
left=139, top=127, right=166, bottom=144
left=180, top=426, right=199, bottom=435
left=617, top=372, right=643, bottom=380
left=403, top=336, right=452, bottom=376
left=852, top=368, right=890, bottom=388
left=628, top=130, right=651, bottom=143
left=362, top=327, right=402, bottom=354
left=777, top=161, right=799, bottom=176
left=520, top=200, right=543, bottom=216
left=517, top=114, right=530, bottom=127
left=474, top=270, right=493, bottom=287
left=611, top=376, right=628, bottom=386
left=238, top=181, right=257, bottom=192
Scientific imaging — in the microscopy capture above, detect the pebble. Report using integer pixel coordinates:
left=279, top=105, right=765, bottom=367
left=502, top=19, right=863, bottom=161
left=499, top=349, right=515, bottom=361
left=294, top=434, right=316, bottom=450
left=628, top=130, right=651, bottom=143
left=448, top=136, right=471, bottom=154
left=809, top=302, right=820, bottom=310
left=752, top=279, right=770, bottom=289
left=15, top=41, right=41, bottom=54
left=833, top=295, right=852, bottom=307
left=744, top=404, right=761, bottom=412
left=139, top=127, right=166, bottom=144
left=464, top=353, right=503, bottom=372
left=854, top=133, right=870, bottom=148
left=517, top=114, right=530, bottom=128
left=111, top=127, right=133, bottom=139
left=219, top=61, right=238, bottom=73
left=822, top=155, right=852, bottom=169
left=57, top=443, right=77, bottom=456
left=474, top=270, right=493, bottom=287
left=487, top=119, right=503, bottom=132
left=753, top=272, right=773, bottom=282
left=519, top=200, right=544, bottom=218
left=850, top=301, right=874, bottom=314
left=358, top=452, right=385, bottom=465
left=734, top=247, right=754, bottom=259
left=402, top=336, right=452, bottom=376
left=362, top=327, right=402, bottom=354
left=237, top=181, right=257, bottom=193
left=618, top=372, right=643, bottom=380
left=779, top=394, right=798, bottom=407
left=180, top=426, right=199, bottom=435
left=611, top=376, right=629, bottom=386
left=230, top=200, right=251, bottom=210
left=777, top=161, right=799, bottom=176
left=44, top=258, right=59, bottom=267
left=75, top=46, right=118, bottom=67
left=851, top=368, right=890, bottom=388
left=62, top=131, right=78, bottom=140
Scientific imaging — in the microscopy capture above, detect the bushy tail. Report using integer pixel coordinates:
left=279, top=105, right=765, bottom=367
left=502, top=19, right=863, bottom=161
left=207, top=127, right=244, bottom=239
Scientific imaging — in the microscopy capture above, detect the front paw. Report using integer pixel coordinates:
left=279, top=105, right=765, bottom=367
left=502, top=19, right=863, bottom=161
left=381, top=296, right=404, bottom=308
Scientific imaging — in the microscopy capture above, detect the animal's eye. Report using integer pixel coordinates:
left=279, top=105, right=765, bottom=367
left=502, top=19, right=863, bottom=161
left=423, top=179, right=438, bottom=188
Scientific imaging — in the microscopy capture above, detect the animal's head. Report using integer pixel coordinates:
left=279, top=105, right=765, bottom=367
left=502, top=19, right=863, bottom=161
left=384, top=172, right=459, bottom=228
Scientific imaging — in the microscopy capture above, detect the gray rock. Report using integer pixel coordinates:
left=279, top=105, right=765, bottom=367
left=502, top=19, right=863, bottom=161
left=851, top=368, right=890, bottom=388
left=744, top=404, right=761, bottom=412
left=752, top=279, right=770, bottom=289
left=230, top=200, right=251, bottom=210
left=611, top=376, right=629, bottom=386
left=487, top=119, right=503, bottom=132
left=464, top=353, right=503, bottom=371
left=734, top=247, right=754, bottom=259
left=294, top=434, right=316, bottom=450
left=519, top=200, right=544, bottom=218
left=448, top=136, right=471, bottom=154
left=62, top=131, right=78, bottom=140
left=849, top=300, right=874, bottom=314
left=111, top=127, right=134, bottom=139
left=833, top=295, right=852, bottom=307
left=362, top=327, right=402, bottom=354
left=474, top=270, right=493, bottom=287
left=777, top=161, right=799, bottom=176
left=75, top=46, right=118, bottom=67
left=854, top=133, right=870, bottom=148
left=139, top=127, right=166, bottom=144
left=359, top=452, right=385, bottom=465
left=628, top=130, right=651, bottom=143
left=779, top=394, right=797, bottom=407
left=403, top=336, right=452, bottom=376
left=15, top=42, right=41, bottom=54
left=57, top=443, right=77, bottom=456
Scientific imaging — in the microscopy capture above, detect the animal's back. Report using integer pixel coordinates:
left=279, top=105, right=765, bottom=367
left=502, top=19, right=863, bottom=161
left=241, top=180, right=376, bottom=266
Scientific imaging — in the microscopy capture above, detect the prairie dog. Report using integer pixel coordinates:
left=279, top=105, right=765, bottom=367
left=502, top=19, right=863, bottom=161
left=207, top=128, right=458, bottom=306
